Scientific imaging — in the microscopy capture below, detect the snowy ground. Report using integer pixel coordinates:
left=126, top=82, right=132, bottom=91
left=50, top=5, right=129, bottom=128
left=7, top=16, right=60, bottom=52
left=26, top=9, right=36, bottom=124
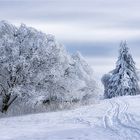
left=0, top=95, right=140, bottom=140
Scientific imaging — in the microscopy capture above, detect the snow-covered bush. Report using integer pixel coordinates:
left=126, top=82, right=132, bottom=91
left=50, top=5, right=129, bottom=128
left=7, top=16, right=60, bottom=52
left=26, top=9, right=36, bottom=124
left=0, top=21, right=98, bottom=115
left=102, top=42, right=140, bottom=99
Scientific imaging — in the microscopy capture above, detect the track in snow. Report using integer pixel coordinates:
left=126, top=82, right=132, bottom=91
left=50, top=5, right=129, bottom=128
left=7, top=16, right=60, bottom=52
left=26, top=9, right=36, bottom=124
left=103, top=98, right=140, bottom=140
left=1, top=96, right=140, bottom=140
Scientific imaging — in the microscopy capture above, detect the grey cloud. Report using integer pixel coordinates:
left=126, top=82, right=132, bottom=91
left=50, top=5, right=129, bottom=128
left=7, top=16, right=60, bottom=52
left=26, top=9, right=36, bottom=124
left=64, top=40, right=140, bottom=57
left=65, top=41, right=119, bottom=57
left=0, top=0, right=140, bottom=57
left=0, top=0, right=140, bottom=29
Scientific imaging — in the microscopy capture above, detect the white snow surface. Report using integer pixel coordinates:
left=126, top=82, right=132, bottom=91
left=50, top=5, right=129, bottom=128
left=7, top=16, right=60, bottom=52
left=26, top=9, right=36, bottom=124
left=0, top=95, right=140, bottom=140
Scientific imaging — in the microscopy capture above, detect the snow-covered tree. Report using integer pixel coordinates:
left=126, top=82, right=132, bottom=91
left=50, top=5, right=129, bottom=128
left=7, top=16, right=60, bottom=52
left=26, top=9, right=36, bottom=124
left=0, top=21, right=98, bottom=115
left=102, top=42, right=140, bottom=98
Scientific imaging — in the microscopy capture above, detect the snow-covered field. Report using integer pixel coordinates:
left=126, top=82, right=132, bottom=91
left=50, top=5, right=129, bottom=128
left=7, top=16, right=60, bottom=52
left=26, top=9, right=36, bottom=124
left=0, top=95, right=140, bottom=140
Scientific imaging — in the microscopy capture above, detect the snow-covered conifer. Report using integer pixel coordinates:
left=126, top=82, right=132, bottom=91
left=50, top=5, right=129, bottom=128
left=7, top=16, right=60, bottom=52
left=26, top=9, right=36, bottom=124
left=102, top=41, right=140, bottom=98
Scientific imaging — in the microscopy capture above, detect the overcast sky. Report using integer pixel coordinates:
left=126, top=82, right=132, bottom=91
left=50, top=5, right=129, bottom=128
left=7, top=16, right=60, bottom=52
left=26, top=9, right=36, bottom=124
left=0, top=0, right=140, bottom=75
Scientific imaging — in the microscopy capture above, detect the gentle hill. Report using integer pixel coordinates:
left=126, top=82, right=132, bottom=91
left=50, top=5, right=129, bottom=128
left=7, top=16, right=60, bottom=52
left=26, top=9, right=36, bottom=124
left=0, top=95, right=140, bottom=140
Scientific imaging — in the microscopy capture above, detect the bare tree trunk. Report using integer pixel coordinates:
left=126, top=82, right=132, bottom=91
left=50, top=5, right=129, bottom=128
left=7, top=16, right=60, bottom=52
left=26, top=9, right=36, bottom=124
left=1, top=94, right=17, bottom=113
left=2, top=94, right=11, bottom=113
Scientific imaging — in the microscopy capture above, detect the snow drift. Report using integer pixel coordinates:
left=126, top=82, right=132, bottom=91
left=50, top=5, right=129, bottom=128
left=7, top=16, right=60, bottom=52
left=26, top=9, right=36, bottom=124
left=0, top=21, right=98, bottom=116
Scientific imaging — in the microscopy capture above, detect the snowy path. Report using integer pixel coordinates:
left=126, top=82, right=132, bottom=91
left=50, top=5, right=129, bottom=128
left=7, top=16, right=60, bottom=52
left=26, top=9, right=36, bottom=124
left=103, top=98, right=140, bottom=140
left=0, top=96, right=140, bottom=140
